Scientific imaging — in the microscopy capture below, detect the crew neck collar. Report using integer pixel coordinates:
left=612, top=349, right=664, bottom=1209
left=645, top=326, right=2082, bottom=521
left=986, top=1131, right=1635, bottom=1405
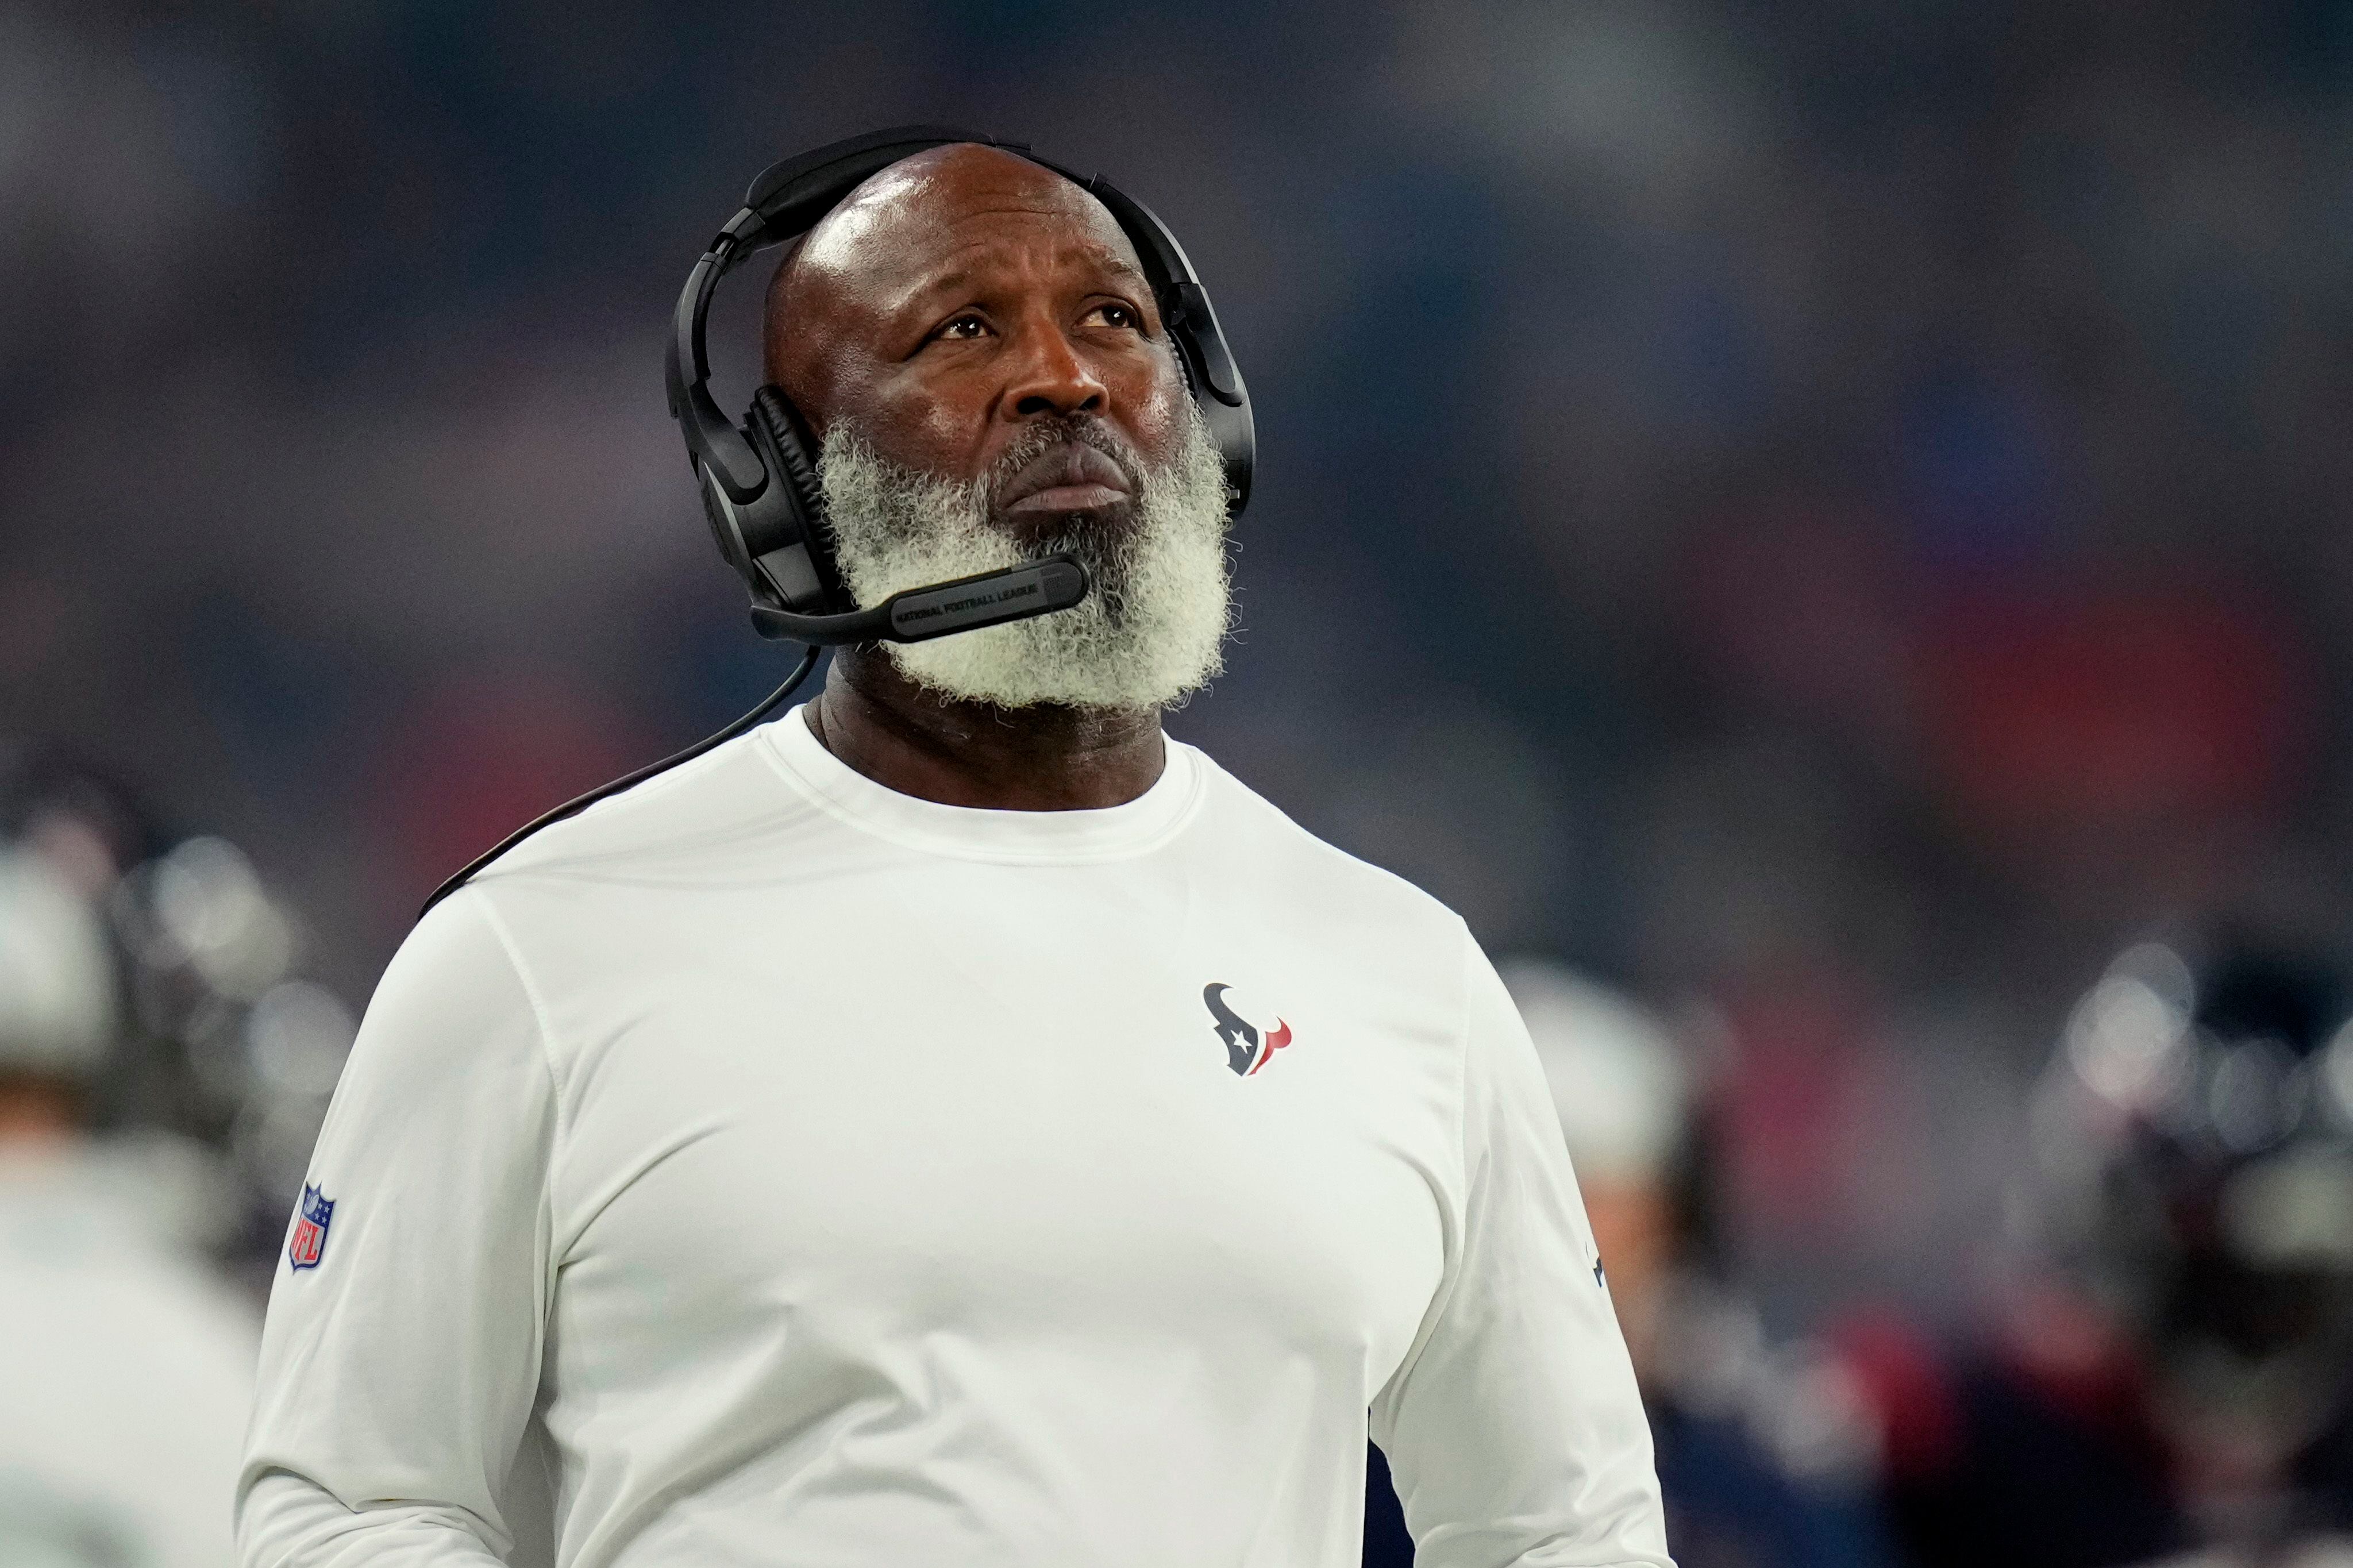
left=756, top=704, right=1205, bottom=864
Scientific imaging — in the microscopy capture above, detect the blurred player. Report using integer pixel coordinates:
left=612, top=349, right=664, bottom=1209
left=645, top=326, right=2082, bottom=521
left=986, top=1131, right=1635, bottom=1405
left=1365, top=962, right=1894, bottom=1567
left=1846, top=940, right=2353, bottom=1567
left=0, top=838, right=257, bottom=1567
left=0, top=746, right=356, bottom=1281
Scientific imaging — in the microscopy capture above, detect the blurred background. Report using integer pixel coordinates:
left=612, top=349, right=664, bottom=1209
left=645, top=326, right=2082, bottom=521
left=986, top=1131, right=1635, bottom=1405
left=5, top=1, right=2353, bottom=1563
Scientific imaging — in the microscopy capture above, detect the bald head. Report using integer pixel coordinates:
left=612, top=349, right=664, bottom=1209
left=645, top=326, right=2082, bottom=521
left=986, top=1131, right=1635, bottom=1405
left=755, top=142, right=1189, bottom=504
left=764, top=144, right=1145, bottom=388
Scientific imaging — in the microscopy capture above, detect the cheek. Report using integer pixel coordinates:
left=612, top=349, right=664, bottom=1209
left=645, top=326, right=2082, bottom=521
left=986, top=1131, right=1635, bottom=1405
left=1120, top=364, right=1188, bottom=464
left=907, top=394, right=985, bottom=471
left=829, top=377, right=985, bottom=478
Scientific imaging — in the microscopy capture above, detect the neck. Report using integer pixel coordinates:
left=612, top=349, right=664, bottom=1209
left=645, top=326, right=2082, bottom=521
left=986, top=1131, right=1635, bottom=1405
left=807, top=648, right=1166, bottom=810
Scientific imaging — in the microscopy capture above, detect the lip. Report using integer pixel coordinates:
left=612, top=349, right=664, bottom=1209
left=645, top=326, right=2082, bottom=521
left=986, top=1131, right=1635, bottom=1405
left=996, top=441, right=1134, bottom=516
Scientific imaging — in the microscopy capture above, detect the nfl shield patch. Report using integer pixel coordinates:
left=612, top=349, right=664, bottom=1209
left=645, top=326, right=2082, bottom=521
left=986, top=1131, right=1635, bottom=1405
left=288, top=1183, right=334, bottom=1272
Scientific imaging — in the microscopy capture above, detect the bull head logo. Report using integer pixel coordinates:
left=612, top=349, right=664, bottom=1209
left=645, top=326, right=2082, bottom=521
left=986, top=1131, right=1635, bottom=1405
left=1204, top=983, right=1293, bottom=1077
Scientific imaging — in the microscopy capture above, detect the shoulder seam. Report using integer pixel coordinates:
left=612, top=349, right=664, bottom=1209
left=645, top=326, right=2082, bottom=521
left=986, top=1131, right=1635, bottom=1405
left=1374, top=917, right=1480, bottom=1411
left=467, top=892, right=572, bottom=1154
left=466, top=891, right=569, bottom=1339
left=473, top=725, right=781, bottom=885
left=1451, top=916, right=1476, bottom=1195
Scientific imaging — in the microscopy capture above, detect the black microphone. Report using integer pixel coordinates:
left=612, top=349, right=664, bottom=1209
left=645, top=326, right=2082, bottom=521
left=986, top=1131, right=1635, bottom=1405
left=749, top=556, right=1089, bottom=645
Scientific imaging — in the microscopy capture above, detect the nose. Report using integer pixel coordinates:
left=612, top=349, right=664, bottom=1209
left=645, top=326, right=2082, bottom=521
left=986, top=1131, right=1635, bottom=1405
left=1002, top=317, right=1106, bottom=421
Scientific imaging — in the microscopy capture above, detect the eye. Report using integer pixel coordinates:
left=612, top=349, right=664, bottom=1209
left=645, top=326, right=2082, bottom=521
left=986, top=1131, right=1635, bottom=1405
left=1089, top=301, right=1142, bottom=331
left=933, top=313, right=991, bottom=342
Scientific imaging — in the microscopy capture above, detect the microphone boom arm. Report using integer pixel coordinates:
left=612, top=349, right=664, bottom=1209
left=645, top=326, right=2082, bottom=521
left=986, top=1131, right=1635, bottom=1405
left=748, top=556, right=1089, bottom=646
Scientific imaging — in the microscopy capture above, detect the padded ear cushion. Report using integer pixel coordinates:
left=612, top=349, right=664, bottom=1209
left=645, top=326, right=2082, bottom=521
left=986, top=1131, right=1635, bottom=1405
left=746, top=385, right=852, bottom=610
left=749, top=387, right=826, bottom=527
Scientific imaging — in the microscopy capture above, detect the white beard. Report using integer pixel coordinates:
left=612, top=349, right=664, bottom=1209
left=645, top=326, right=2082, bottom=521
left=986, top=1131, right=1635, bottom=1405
left=818, top=402, right=1233, bottom=712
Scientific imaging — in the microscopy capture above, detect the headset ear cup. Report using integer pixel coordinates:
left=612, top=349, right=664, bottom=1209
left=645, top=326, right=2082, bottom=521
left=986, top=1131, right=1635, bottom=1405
left=696, top=465, right=752, bottom=576
left=746, top=387, right=849, bottom=610
left=749, top=388, right=826, bottom=530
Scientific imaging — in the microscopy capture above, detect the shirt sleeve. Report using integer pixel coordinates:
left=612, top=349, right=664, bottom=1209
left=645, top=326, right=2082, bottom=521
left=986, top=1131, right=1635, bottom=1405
left=237, top=890, right=558, bottom=1568
left=1369, top=929, right=1675, bottom=1568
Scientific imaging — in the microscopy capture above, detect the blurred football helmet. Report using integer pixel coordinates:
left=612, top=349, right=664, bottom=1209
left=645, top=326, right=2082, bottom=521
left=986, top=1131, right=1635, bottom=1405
left=2029, top=938, right=2353, bottom=1454
left=0, top=743, right=355, bottom=1269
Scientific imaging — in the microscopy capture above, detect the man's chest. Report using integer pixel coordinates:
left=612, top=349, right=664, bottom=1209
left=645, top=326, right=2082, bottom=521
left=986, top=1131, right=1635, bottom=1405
left=533, top=869, right=1461, bottom=1400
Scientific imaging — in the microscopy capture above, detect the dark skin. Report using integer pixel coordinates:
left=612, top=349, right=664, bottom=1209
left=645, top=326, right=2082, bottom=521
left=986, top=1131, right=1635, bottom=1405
left=764, top=144, right=1195, bottom=811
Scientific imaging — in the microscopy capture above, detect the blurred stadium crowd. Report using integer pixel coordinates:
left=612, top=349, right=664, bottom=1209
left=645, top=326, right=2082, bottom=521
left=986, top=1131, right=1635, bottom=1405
left=5, top=0, right=2353, bottom=1563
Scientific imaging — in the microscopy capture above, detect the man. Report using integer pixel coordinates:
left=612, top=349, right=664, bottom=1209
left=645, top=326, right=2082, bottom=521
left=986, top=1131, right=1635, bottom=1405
left=237, top=141, right=1671, bottom=1567
left=0, top=837, right=256, bottom=1568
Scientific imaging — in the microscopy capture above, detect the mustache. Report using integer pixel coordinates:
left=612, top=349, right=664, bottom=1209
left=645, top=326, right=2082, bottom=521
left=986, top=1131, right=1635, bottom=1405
left=978, top=415, right=1149, bottom=513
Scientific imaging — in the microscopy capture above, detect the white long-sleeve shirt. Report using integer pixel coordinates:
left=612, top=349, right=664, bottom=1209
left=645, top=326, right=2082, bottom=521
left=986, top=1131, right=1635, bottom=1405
left=237, top=709, right=1670, bottom=1568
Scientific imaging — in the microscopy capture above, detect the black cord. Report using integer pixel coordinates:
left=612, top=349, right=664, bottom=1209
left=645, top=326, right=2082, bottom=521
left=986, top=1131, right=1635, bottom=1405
left=417, top=644, right=825, bottom=920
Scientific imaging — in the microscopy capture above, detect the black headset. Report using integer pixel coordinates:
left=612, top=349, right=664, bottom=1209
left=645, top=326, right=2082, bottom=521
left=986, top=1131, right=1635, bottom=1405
left=422, top=126, right=1253, bottom=916
left=669, top=124, right=1253, bottom=645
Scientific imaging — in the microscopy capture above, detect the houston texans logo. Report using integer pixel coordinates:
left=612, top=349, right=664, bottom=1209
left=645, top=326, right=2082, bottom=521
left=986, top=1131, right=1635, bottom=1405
left=1203, top=983, right=1293, bottom=1077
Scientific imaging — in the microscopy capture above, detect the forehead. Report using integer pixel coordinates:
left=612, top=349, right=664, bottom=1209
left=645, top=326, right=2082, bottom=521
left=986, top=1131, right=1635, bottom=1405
left=788, top=145, right=1147, bottom=313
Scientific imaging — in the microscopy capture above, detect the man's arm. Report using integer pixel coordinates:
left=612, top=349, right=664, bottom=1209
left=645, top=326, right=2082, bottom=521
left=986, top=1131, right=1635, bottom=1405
left=1370, top=930, right=1674, bottom=1568
left=237, top=892, right=557, bottom=1567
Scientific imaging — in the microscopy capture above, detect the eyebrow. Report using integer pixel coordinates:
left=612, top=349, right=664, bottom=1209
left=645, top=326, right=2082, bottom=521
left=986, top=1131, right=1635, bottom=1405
left=895, top=244, right=1153, bottom=315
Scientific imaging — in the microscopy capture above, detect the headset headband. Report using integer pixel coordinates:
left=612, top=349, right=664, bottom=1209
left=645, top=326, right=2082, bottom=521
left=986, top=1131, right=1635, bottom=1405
left=664, top=125, right=1253, bottom=513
